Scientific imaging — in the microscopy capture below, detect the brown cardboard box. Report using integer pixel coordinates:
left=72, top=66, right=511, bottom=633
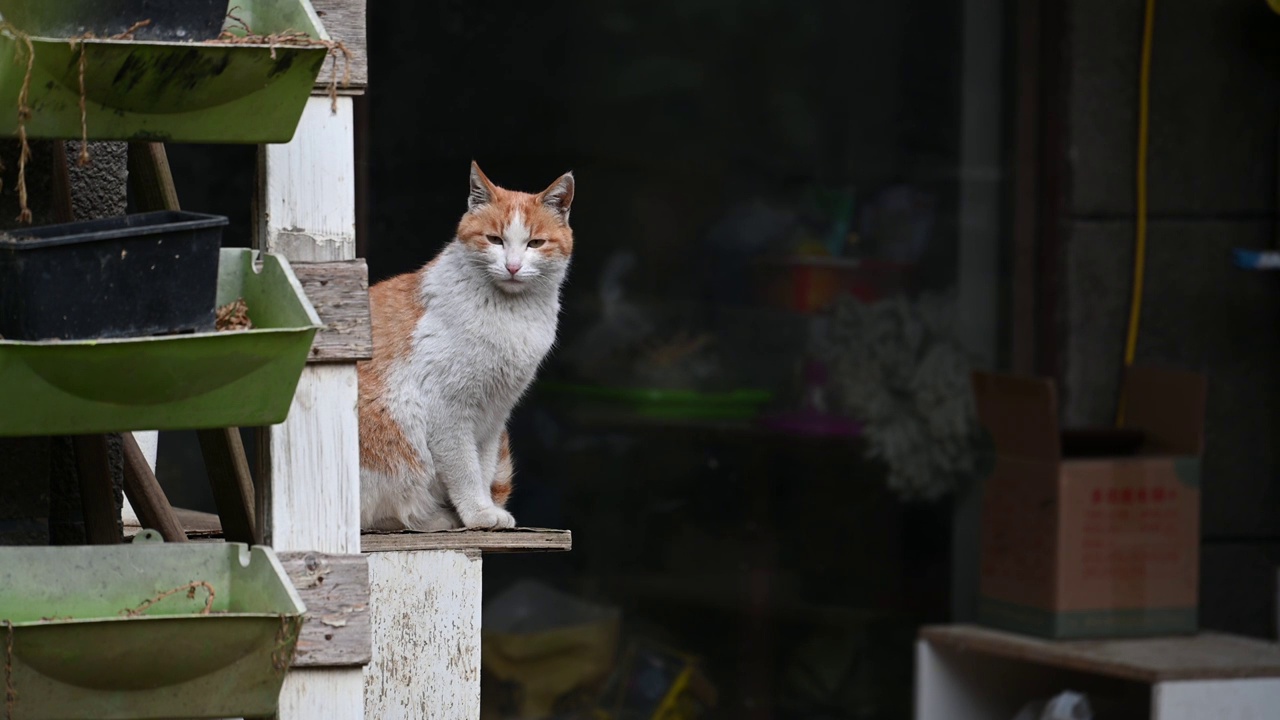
left=972, top=365, right=1207, bottom=639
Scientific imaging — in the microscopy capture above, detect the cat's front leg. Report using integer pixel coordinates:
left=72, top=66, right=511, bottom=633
left=433, top=433, right=516, bottom=529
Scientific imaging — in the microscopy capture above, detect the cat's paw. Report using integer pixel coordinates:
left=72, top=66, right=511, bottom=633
left=461, top=506, right=516, bottom=530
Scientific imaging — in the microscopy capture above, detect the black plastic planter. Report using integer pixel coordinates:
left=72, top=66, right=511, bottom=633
left=0, top=211, right=228, bottom=341
left=0, top=0, right=232, bottom=42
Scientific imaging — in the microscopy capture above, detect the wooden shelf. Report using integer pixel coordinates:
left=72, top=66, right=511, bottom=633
left=127, top=510, right=572, bottom=554
left=360, top=528, right=572, bottom=554
left=921, top=624, right=1280, bottom=683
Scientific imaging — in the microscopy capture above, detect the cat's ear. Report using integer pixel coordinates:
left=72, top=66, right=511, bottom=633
left=538, top=171, right=575, bottom=222
left=468, top=161, right=498, bottom=211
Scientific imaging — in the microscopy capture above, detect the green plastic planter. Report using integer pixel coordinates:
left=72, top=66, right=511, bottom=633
left=0, top=538, right=305, bottom=720
left=0, top=0, right=330, bottom=143
left=0, top=248, right=321, bottom=437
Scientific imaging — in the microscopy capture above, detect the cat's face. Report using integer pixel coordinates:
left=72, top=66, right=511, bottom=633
left=456, top=162, right=574, bottom=294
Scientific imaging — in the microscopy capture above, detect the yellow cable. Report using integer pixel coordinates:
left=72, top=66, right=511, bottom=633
left=1118, top=0, right=1156, bottom=427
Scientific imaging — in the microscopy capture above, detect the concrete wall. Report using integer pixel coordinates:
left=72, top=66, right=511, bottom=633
left=1058, top=0, right=1280, bottom=637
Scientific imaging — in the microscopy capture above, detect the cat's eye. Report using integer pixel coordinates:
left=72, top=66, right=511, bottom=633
left=528, top=238, right=547, bottom=249
left=486, top=235, right=504, bottom=245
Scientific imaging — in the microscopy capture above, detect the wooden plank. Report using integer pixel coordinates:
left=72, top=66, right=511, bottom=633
left=258, top=98, right=356, bottom=261
left=72, top=434, right=121, bottom=544
left=197, top=428, right=260, bottom=545
left=256, top=94, right=363, bottom=719
left=366, top=550, right=481, bottom=720
left=920, top=625, right=1280, bottom=683
left=915, top=639, right=998, bottom=720
left=257, top=365, right=361, bottom=554
left=279, top=671, right=365, bottom=720
left=120, top=432, right=186, bottom=543
left=293, top=261, right=373, bottom=363
left=361, top=528, right=573, bottom=554
left=279, top=552, right=372, bottom=668
left=1153, top=678, right=1280, bottom=720
left=311, top=0, right=368, bottom=92
left=127, top=143, right=180, bottom=212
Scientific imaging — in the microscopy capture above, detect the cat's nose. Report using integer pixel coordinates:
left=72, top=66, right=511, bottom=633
left=506, top=263, right=521, bottom=276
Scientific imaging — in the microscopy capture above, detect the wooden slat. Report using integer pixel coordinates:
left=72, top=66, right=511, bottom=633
left=920, top=624, right=1280, bottom=683
left=197, top=428, right=260, bottom=544
left=127, top=143, right=180, bottom=212
left=257, top=94, right=363, bottom=720
left=121, top=432, right=186, bottom=543
left=257, top=100, right=356, bottom=261
left=72, top=435, right=121, bottom=544
left=361, top=528, right=573, bottom=554
left=278, top=552, right=372, bottom=668
left=311, top=0, right=368, bottom=92
left=367, top=550, right=481, bottom=719
left=293, top=261, right=372, bottom=363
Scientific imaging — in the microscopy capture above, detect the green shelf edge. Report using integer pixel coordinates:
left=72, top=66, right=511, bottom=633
left=0, top=247, right=321, bottom=437
left=0, top=0, right=330, bottom=143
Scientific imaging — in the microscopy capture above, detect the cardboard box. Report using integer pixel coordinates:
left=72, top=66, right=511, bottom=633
left=972, top=365, right=1207, bottom=639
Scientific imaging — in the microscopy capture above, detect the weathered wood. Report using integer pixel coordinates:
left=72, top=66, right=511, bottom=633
left=361, top=527, right=573, bottom=554
left=197, top=428, right=260, bottom=545
left=279, top=671, right=365, bottom=719
left=366, top=550, right=482, bottom=720
left=120, top=432, right=186, bottom=543
left=257, top=98, right=356, bottom=261
left=293, top=261, right=373, bottom=363
left=310, top=0, right=368, bottom=92
left=257, top=365, right=360, bottom=554
left=256, top=95, right=363, bottom=719
left=127, top=142, right=180, bottom=212
left=279, top=551, right=372, bottom=668
left=920, top=625, right=1280, bottom=683
left=72, top=435, right=121, bottom=544
left=50, top=141, right=75, bottom=222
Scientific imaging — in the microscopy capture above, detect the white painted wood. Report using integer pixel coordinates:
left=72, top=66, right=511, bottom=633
left=259, top=97, right=356, bottom=261
left=259, top=364, right=360, bottom=554
left=916, top=640, right=984, bottom=720
left=366, top=550, right=482, bottom=720
left=919, top=631, right=1280, bottom=720
left=257, top=92, right=363, bottom=719
left=1152, top=678, right=1280, bottom=720
left=279, top=669, right=366, bottom=719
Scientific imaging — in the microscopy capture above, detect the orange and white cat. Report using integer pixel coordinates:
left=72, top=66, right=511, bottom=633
left=358, top=162, right=574, bottom=530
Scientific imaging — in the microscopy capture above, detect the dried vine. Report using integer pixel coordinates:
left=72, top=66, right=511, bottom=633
left=121, top=581, right=216, bottom=617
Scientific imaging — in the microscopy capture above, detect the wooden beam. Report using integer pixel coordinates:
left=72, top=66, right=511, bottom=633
left=361, top=528, right=573, bottom=554
left=257, top=100, right=356, bottom=261
left=127, top=143, right=181, bottom=212
left=367, top=550, right=481, bottom=719
left=256, top=95, right=364, bottom=720
left=197, top=428, right=260, bottom=545
left=72, top=435, right=121, bottom=544
left=311, top=0, right=368, bottom=92
left=293, top=261, right=373, bottom=363
left=121, top=432, right=186, bottom=543
left=278, top=552, right=372, bottom=668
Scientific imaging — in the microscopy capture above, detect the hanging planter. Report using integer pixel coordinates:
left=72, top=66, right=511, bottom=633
left=0, top=536, right=305, bottom=720
left=1, top=0, right=230, bottom=43
left=0, top=247, right=321, bottom=436
left=0, top=211, right=227, bottom=341
left=0, top=0, right=341, bottom=144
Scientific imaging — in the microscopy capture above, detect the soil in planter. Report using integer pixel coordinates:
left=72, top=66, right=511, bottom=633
left=215, top=297, right=252, bottom=332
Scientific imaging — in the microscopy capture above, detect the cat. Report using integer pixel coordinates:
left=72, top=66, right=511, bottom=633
left=358, top=162, right=574, bottom=531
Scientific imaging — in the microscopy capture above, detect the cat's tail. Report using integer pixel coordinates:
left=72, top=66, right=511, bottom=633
left=491, top=431, right=514, bottom=508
